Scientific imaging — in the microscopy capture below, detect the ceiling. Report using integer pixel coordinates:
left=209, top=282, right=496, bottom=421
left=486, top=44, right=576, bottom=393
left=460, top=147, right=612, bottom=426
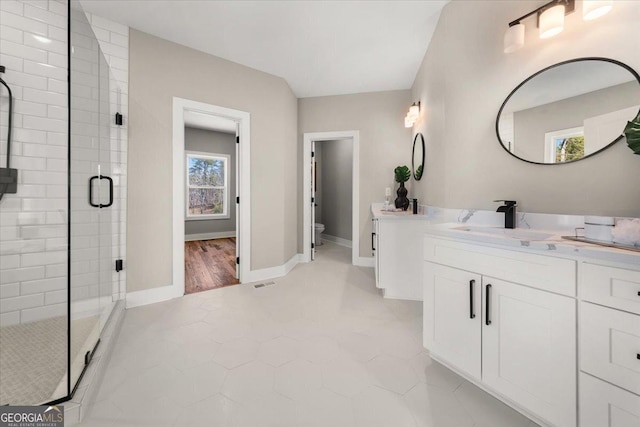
left=80, top=0, right=448, bottom=98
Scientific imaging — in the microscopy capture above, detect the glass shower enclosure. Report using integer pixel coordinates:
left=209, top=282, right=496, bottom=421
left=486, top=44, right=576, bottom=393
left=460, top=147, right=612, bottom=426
left=0, top=0, right=124, bottom=406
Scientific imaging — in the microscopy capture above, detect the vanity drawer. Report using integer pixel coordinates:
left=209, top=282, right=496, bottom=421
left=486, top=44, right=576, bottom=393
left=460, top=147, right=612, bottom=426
left=582, top=263, right=640, bottom=315
left=423, top=237, right=576, bottom=296
left=580, top=373, right=640, bottom=427
left=581, top=302, right=640, bottom=395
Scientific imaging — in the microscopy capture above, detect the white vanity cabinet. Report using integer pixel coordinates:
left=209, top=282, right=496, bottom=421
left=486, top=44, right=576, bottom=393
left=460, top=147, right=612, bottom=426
left=423, top=263, right=482, bottom=380
left=423, top=236, right=577, bottom=427
left=482, top=276, right=576, bottom=427
left=578, top=263, right=640, bottom=427
left=372, top=216, right=424, bottom=300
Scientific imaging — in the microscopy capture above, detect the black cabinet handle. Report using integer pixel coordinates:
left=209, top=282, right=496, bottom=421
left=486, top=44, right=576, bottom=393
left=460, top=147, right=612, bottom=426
left=485, top=284, right=492, bottom=325
left=637, top=353, right=640, bottom=360
left=88, top=175, right=114, bottom=208
left=371, top=232, right=376, bottom=251
left=469, top=280, right=476, bottom=319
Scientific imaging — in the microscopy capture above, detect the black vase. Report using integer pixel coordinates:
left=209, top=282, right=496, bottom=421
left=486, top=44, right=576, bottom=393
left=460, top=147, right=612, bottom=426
left=395, top=182, right=410, bottom=211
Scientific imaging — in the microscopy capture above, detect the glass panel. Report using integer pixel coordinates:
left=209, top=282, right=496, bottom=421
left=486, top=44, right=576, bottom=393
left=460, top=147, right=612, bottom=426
left=69, top=0, right=122, bottom=392
left=0, top=0, right=69, bottom=405
left=69, top=2, right=102, bottom=391
left=188, top=188, right=225, bottom=214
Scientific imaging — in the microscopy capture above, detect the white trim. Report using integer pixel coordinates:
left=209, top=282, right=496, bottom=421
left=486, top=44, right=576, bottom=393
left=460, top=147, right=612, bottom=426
left=172, top=98, right=251, bottom=300
left=244, top=253, right=303, bottom=284
left=303, top=131, right=360, bottom=266
left=185, top=231, right=236, bottom=241
left=354, top=256, right=375, bottom=268
left=126, top=285, right=182, bottom=309
left=321, top=234, right=352, bottom=248
left=185, top=151, right=231, bottom=220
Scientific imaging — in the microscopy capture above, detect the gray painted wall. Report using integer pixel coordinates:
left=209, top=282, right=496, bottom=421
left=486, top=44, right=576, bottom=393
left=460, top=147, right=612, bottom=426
left=128, top=30, right=298, bottom=293
left=513, top=81, right=639, bottom=162
left=184, top=127, right=236, bottom=237
left=298, top=90, right=412, bottom=257
left=319, top=139, right=353, bottom=241
left=411, top=0, right=640, bottom=217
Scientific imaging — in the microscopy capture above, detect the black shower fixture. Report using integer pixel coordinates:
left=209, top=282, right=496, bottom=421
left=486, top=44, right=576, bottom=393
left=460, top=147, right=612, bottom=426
left=0, top=65, right=18, bottom=200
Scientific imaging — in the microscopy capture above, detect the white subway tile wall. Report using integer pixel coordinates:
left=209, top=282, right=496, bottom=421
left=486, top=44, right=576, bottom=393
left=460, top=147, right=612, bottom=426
left=0, top=1, right=128, bottom=326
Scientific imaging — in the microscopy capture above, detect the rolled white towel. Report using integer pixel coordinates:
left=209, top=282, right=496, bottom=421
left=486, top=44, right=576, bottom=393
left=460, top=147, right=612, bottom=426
left=612, top=218, right=640, bottom=246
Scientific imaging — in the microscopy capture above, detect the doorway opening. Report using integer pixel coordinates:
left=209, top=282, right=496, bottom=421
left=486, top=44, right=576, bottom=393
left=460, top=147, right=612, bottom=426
left=303, top=131, right=360, bottom=264
left=184, top=123, right=239, bottom=293
left=173, top=98, right=251, bottom=297
left=311, top=138, right=354, bottom=262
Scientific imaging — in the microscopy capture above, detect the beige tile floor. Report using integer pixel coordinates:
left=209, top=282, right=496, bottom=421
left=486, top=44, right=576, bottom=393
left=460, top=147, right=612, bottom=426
left=80, top=242, right=540, bottom=427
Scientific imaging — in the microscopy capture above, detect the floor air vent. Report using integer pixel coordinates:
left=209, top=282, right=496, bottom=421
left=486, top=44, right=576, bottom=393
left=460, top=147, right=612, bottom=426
left=253, top=281, right=275, bottom=289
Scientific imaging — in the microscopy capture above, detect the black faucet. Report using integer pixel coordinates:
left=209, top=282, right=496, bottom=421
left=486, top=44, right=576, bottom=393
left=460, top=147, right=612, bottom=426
left=494, top=200, right=517, bottom=229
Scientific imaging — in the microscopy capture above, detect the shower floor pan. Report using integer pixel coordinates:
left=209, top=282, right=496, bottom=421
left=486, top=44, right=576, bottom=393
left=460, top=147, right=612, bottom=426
left=0, top=315, right=98, bottom=405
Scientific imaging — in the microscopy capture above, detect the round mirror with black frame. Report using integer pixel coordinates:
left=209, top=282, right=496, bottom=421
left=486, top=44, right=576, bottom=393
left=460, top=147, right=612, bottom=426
left=412, top=133, right=425, bottom=180
left=496, top=57, right=640, bottom=165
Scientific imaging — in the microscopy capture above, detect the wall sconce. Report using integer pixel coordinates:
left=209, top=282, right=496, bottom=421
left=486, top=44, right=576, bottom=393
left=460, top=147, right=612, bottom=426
left=404, top=102, right=420, bottom=128
left=503, top=0, right=612, bottom=53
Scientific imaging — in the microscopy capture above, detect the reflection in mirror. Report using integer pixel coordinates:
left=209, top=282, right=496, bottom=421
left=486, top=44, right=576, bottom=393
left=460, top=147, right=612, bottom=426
left=412, top=133, right=425, bottom=180
left=497, top=58, right=640, bottom=164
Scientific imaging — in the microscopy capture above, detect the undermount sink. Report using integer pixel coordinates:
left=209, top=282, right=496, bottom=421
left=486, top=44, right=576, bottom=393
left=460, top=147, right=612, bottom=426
left=452, top=226, right=555, bottom=241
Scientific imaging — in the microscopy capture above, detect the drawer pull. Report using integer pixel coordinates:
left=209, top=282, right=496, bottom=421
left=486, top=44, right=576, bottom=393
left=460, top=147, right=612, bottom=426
left=469, top=280, right=476, bottom=319
left=637, top=353, right=640, bottom=360
left=485, top=284, right=492, bottom=326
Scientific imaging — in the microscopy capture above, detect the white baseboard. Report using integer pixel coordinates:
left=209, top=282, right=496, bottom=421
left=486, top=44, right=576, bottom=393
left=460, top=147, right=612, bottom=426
left=354, top=256, right=374, bottom=268
left=126, top=285, right=182, bottom=309
left=185, top=231, right=236, bottom=241
left=321, top=234, right=352, bottom=248
left=245, top=253, right=303, bottom=283
left=382, top=289, right=423, bottom=301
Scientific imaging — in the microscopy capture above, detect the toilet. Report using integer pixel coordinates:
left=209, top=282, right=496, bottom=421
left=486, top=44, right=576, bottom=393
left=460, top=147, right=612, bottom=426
left=314, top=223, right=325, bottom=246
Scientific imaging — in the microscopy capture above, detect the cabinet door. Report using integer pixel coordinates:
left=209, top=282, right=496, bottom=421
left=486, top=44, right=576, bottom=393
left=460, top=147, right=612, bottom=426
left=482, top=278, right=576, bottom=427
left=423, top=262, right=481, bottom=380
left=580, top=373, right=640, bottom=427
left=378, top=221, right=424, bottom=300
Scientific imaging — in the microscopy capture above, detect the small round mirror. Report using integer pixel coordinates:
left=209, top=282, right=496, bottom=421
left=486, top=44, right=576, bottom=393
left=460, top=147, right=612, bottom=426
left=496, top=58, right=640, bottom=164
left=412, top=133, right=425, bottom=180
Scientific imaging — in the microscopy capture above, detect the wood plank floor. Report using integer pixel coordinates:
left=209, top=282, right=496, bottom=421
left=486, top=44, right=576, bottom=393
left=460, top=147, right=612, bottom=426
left=185, top=238, right=240, bottom=295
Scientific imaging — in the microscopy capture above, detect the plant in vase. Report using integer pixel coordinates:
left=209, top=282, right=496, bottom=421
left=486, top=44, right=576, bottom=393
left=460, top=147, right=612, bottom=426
left=394, top=165, right=411, bottom=210
left=624, top=112, right=640, bottom=155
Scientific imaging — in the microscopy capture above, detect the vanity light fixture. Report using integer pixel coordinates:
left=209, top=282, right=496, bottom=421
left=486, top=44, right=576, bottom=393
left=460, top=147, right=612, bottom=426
left=504, top=0, right=614, bottom=53
left=539, top=4, right=566, bottom=39
left=404, top=102, right=420, bottom=128
left=583, top=0, right=612, bottom=20
left=503, top=0, right=575, bottom=53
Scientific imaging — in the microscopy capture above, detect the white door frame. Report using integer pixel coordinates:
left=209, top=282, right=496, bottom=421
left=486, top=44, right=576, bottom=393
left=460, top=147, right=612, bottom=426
left=303, top=131, right=359, bottom=265
left=173, top=97, right=251, bottom=295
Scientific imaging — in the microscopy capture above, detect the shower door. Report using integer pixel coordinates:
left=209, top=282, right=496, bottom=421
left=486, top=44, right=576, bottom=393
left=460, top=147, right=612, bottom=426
left=69, top=3, right=121, bottom=392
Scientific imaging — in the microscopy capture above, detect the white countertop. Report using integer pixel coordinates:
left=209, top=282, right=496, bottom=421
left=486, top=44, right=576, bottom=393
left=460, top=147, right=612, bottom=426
left=371, top=204, right=429, bottom=220
left=370, top=203, right=640, bottom=264
left=423, top=222, right=640, bottom=265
